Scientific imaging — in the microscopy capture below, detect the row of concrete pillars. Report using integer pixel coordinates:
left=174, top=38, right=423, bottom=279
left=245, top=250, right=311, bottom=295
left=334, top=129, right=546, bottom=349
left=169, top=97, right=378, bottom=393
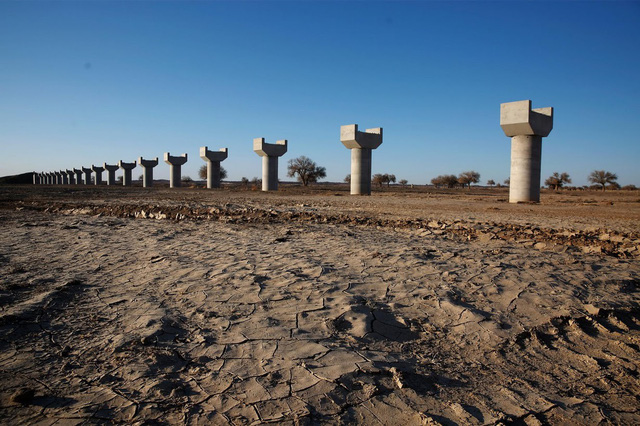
left=33, top=101, right=554, bottom=203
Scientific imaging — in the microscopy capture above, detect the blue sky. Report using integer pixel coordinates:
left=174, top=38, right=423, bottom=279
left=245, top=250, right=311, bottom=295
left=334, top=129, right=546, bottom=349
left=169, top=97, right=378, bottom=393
left=1, top=1, right=639, bottom=186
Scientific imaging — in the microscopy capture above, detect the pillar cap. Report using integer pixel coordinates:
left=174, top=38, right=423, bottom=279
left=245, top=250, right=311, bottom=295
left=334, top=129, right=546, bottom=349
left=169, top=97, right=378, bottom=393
left=253, top=138, right=287, bottom=157
left=200, top=146, right=229, bottom=162
left=500, top=100, right=553, bottom=137
left=341, top=124, right=383, bottom=149
left=164, top=152, right=188, bottom=166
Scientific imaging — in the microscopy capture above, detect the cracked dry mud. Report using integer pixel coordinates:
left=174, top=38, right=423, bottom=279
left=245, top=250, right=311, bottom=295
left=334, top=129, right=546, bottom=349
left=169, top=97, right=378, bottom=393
left=0, top=187, right=639, bottom=424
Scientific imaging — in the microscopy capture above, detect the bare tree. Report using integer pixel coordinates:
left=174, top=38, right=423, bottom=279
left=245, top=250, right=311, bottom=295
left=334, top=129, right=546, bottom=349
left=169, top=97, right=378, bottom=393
left=198, top=164, right=227, bottom=181
left=399, top=179, right=408, bottom=187
left=545, top=172, right=571, bottom=191
left=487, top=179, right=495, bottom=187
left=287, top=156, right=326, bottom=186
left=504, top=177, right=510, bottom=186
left=588, top=170, right=618, bottom=191
left=344, top=174, right=351, bottom=184
left=372, top=174, right=385, bottom=187
left=431, top=175, right=459, bottom=188
left=458, top=171, right=480, bottom=189
left=240, top=177, right=249, bottom=188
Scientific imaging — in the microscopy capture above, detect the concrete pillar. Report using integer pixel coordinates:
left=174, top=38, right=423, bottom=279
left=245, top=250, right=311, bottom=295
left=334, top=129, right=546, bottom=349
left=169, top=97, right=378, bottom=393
left=253, top=138, right=287, bottom=191
left=73, top=169, right=83, bottom=185
left=33, top=173, right=37, bottom=185
left=60, top=171, right=68, bottom=185
left=54, top=171, right=62, bottom=185
left=199, top=146, right=228, bottom=189
left=340, top=124, right=383, bottom=195
left=500, top=100, right=554, bottom=203
left=163, top=153, right=188, bottom=188
left=138, top=157, right=158, bottom=188
left=104, top=163, right=119, bottom=185
left=118, top=160, right=136, bottom=186
left=66, top=170, right=75, bottom=185
left=82, top=167, right=92, bottom=185
left=91, top=165, right=104, bottom=185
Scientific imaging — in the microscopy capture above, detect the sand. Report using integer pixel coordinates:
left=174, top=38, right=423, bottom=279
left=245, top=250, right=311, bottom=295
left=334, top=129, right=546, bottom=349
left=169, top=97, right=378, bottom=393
left=0, top=185, right=639, bottom=424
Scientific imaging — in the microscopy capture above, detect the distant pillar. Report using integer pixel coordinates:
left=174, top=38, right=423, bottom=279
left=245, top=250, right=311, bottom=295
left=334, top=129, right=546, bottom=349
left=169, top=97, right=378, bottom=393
left=253, top=138, right=287, bottom=191
left=163, top=153, right=188, bottom=188
left=33, top=173, right=38, bottom=185
left=91, top=165, right=104, bottom=185
left=199, top=146, right=228, bottom=189
left=103, top=163, right=119, bottom=185
left=118, top=160, right=136, bottom=186
left=60, top=171, right=68, bottom=185
left=340, top=124, right=383, bottom=195
left=138, top=157, right=158, bottom=188
left=73, top=169, right=83, bottom=185
left=500, top=100, right=554, bottom=203
left=66, top=170, right=75, bottom=185
left=54, top=171, right=62, bottom=185
left=82, top=167, right=92, bottom=185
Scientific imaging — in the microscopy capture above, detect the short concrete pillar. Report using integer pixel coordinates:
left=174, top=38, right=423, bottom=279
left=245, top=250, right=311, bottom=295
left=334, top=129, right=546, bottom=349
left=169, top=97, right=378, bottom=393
left=163, top=153, right=188, bottom=188
left=199, top=146, right=228, bottom=189
left=81, top=167, right=92, bottom=185
left=54, top=171, right=62, bottom=185
left=103, top=163, right=119, bottom=185
left=73, top=169, right=83, bottom=185
left=66, top=170, right=75, bottom=185
left=500, top=100, right=554, bottom=203
left=340, top=124, right=383, bottom=195
left=33, top=173, right=38, bottom=185
left=43, top=173, right=49, bottom=185
left=138, top=157, right=158, bottom=188
left=118, top=160, right=136, bottom=186
left=253, top=138, right=287, bottom=191
left=60, top=171, right=68, bottom=185
left=91, top=165, right=104, bottom=185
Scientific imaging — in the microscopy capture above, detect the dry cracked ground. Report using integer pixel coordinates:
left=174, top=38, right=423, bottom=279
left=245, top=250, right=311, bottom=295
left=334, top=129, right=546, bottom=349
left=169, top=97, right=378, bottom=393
left=0, top=186, right=639, bottom=424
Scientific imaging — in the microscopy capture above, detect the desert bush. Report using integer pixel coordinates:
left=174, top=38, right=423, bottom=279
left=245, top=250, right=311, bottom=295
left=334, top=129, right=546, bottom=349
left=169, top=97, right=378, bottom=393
left=287, top=156, right=326, bottom=186
left=458, top=171, right=480, bottom=189
left=588, top=170, right=618, bottom=191
left=545, top=172, right=571, bottom=190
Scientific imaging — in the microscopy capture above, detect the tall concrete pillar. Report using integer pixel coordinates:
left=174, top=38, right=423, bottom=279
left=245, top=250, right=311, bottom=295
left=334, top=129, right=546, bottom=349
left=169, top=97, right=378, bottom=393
left=104, top=163, right=119, bottom=185
left=118, top=160, right=136, bottom=186
left=163, top=153, right=188, bottom=188
left=66, top=170, right=75, bottom=185
left=33, top=173, right=38, bottom=185
left=60, top=170, right=68, bottom=185
left=82, top=167, right=92, bottom=185
left=91, top=165, right=104, bottom=185
left=500, top=100, right=554, bottom=203
left=253, top=138, right=287, bottom=191
left=43, top=173, right=49, bottom=185
left=138, top=157, right=158, bottom=188
left=340, top=124, right=383, bottom=195
left=54, top=171, right=62, bottom=185
left=73, top=169, right=83, bottom=185
left=199, top=146, right=228, bottom=189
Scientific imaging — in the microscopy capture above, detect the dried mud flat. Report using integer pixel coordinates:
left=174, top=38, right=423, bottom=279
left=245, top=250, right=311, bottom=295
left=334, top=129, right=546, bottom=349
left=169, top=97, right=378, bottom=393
left=0, top=186, right=639, bottom=425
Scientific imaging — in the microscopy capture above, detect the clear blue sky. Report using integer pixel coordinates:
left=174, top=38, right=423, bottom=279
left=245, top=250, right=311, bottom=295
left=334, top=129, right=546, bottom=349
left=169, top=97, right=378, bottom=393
left=1, top=1, right=639, bottom=186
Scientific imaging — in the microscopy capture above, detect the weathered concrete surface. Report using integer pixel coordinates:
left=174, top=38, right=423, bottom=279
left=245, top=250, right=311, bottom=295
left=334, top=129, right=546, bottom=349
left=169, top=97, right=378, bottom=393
left=164, top=153, right=188, bottom=188
left=253, top=138, right=287, bottom=191
left=199, top=146, right=228, bottom=189
left=341, top=124, right=383, bottom=195
left=500, top=100, right=554, bottom=203
left=138, top=157, right=158, bottom=188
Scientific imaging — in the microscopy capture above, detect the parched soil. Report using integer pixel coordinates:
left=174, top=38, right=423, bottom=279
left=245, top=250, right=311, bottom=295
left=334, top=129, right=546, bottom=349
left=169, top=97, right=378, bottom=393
left=0, top=185, right=639, bottom=424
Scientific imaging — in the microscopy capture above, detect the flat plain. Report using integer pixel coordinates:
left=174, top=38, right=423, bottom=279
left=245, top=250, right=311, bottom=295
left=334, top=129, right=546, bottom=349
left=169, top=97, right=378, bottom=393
left=0, top=184, right=639, bottom=424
